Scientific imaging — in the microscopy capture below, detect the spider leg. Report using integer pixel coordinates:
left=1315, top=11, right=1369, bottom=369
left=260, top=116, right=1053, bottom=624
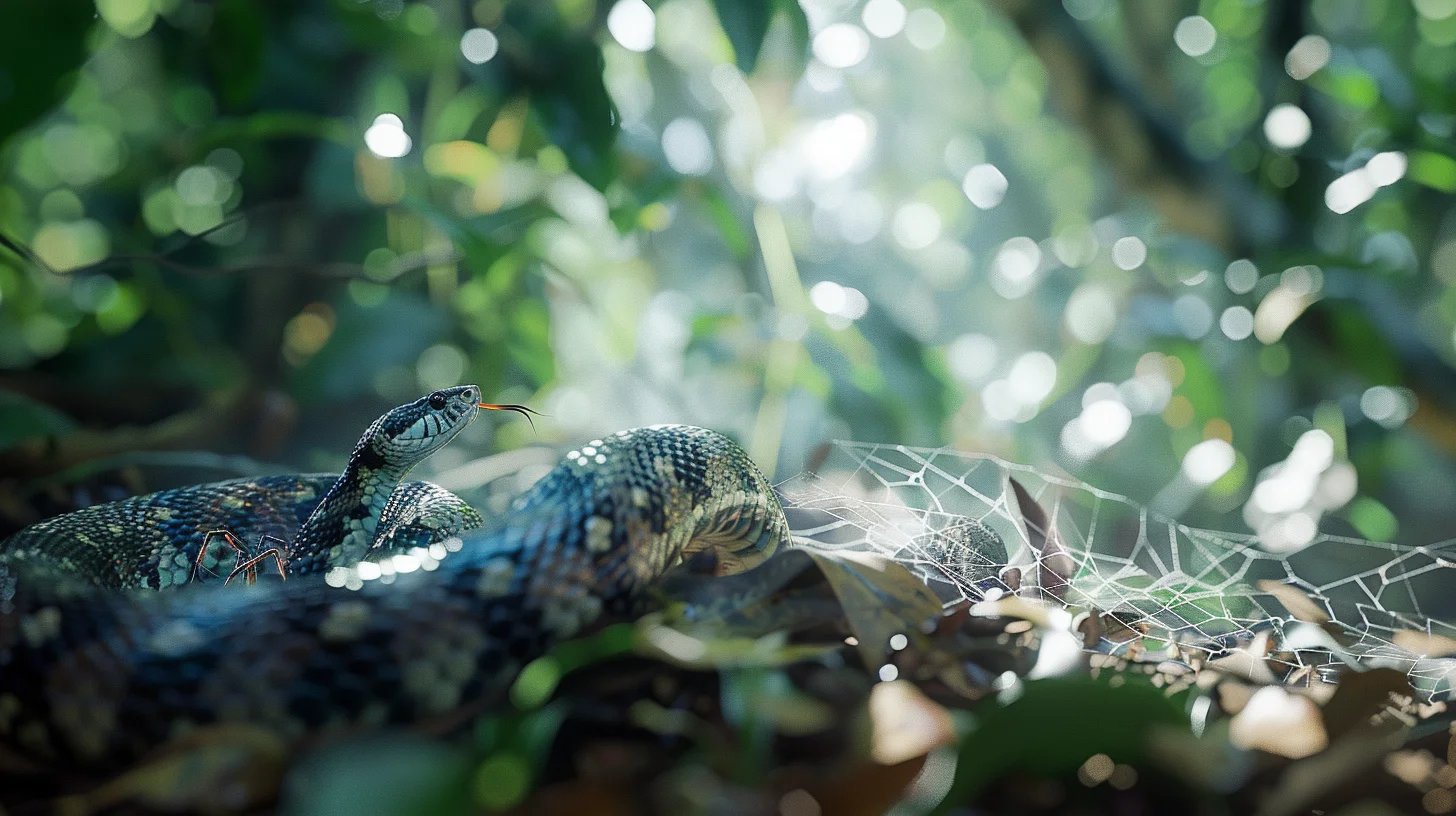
left=191, top=529, right=250, bottom=584
left=223, top=535, right=290, bottom=585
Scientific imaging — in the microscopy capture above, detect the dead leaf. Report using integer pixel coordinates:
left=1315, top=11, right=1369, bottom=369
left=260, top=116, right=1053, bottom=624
left=1007, top=476, right=1074, bottom=601
left=1320, top=668, right=1415, bottom=740
left=868, top=680, right=956, bottom=765
left=803, top=756, right=929, bottom=816
left=1255, top=722, right=1406, bottom=816
left=1256, top=580, right=1331, bottom=625
left=56, top=725, right=287, bottom=815
left=802, top=549, right=943, bottom=670
left=635, top=621, right=839, bottom=670
left=1228, top=686, right=1329, bottom=759
left=1392, top=630, right=1456, bottom=658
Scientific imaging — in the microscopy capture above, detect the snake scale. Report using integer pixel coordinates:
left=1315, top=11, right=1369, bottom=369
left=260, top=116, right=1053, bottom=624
left=0, top=386, right=789, bottom=771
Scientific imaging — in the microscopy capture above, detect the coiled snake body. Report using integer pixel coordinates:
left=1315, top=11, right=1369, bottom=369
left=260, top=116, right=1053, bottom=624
left=0, top=389, right=788, bottom=770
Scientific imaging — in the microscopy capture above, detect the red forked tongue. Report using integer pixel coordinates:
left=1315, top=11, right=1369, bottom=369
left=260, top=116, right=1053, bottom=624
left=477, top=402, right=544, bottom=432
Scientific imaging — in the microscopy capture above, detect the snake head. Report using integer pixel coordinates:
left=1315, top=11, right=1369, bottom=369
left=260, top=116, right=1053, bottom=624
left=367, top=384, right=483, bottom=466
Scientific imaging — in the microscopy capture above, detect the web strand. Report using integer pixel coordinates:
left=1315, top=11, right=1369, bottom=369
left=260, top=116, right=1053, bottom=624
left=778, top=441, right=1456, bottom=698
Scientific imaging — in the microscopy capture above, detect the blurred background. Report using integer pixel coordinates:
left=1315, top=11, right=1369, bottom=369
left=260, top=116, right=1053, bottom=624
left=10, top=2, right=1456, bottom=813
left=3, top=0, right=1456, bottom=556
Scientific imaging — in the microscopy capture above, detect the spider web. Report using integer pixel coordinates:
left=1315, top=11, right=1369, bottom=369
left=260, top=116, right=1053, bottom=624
left=777, top=441, right=1456, bottom=698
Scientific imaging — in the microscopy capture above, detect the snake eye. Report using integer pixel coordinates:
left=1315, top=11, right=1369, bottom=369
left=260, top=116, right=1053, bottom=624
left=428, top=391, right=447, bottom=410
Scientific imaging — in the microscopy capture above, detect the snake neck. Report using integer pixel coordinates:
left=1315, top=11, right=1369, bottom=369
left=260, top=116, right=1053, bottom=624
left=291, top=433, right=412, bottom=573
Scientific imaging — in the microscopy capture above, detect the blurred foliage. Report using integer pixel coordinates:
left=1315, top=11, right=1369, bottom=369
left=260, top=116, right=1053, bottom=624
left=6, top=0, right=1456, bottom=812
left=3, top=0, right=1456, bottom=553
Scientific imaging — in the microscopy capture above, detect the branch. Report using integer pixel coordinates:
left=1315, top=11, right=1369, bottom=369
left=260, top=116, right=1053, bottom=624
left=0, top=388, right=261, bottom=484
left=0, top=202, right=465, bottom=281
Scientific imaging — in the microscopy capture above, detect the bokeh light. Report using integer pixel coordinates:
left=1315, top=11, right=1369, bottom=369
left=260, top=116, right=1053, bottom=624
left=813, top=24, right=871, bottom=69
left=460, top=28, right=500, bottom=64
left=961, top=163, right=1008, bottom=209
left=904, top=8, right=946, bottom=50
left=364, top=114, right=412, bottom=158
left=1262, top=104, right=1311, bottom=150
left=661, top=118, right=714, bottom=176
left=1284, top=35, right=1330, bottom=79
left=607, top=0, right=655, bottom=52
left=1173, top=16, right=1217, bottom=57
left=862, top=0, right=907, bottom=38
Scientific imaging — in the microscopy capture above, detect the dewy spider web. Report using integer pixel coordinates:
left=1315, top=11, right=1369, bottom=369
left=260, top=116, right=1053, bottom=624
left=777, top=441, right=1456, bottom=698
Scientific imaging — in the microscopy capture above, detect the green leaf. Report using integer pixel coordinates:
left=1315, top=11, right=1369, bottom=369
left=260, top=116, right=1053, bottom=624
left=712, top=0, right=773, bottom=73
left=0, top=0, right=94, bottom=148
left=286, top=738, right=471, bottom=816
left=1409, top=150, right=1456, bottom=193
left=700, top=186, right=752, bottom=260
left=0, top=390, right=78, bottom=452
left=499, top=624, right=634, bottom=712
left=210, top=0, right=267, bottom=110
left=709, top=0, right=808, bottom=74
left=501, top=7, right=619, bottom=189
left=1323, top=303, right=1402, bottom=386
left=1347, top=496, right=1397, bottom=542
left=531, top=63, right=618, bottom=188
left=472, top=703, right=570, bottom=806
left=289, top=292, right=449, bottom=404
left=932, top=677, right=1189, bottom=810
left=471, top=752, right=532, bottom=812
left=201, top=111, right=354, bottom=148
left=1317, top=67, right=1380, bottom=111
left=1167, top=342, right=1223, bottom=423
left=507, top=299, right=555, bottom=386
left=775, top=0, right=811, bottom=73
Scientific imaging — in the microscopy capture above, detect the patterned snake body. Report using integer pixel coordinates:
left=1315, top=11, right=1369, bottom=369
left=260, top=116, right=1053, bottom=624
left=0, top=475, right=480, bottom=592
left=2, top=385, right=487, bottom=591
left=0, top=402, right=788, bottom=770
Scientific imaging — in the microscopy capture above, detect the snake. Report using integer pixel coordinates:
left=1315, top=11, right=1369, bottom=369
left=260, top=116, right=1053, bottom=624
left=0, top=387, right=790, bottom=772
left=2, top=385, right=490, bottom=593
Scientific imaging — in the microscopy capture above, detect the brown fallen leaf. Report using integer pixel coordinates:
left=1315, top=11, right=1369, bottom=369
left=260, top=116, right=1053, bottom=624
left=1008, top=476, right=1075, bottom=602
left=867, top=680, right=957, bottom=766
left=1392, top=630, right=1456, bottom=658
left=1256, top=580, right=1331, bottom=625
left=802, top=549, right=943, bottom=670
left=55, top=725, right=288, bottom=816
left=1320, top=668, right=1416, bottom=741
left=1227, top=686, right=1329, bottom=759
